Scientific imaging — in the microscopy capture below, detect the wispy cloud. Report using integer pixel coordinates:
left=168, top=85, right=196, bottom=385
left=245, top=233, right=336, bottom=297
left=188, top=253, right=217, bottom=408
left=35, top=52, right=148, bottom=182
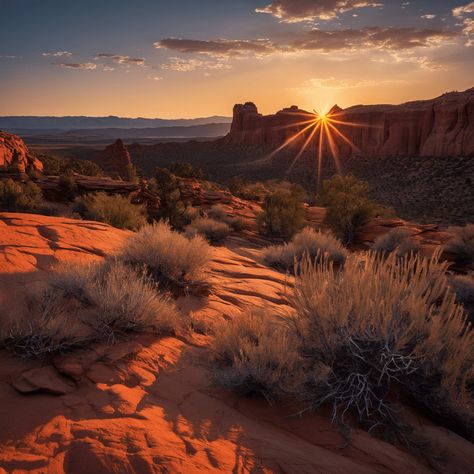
left=160, top=57, right=231, bottom=71
left=54, top=62, right=97, bottom=70
left=95, top=53, right=146, bottom=66
left=256, top=0, right=383, bottom=22
left=291, top=26, right=458, bottom=52
left=295, top=76, right=406, bottom=91
left=154, top=38, right=282, bottom=58
left=42, top=51, right=72, bottom=57
left=453, top=2, right=474, bottom=45
left=0, top=55, right=21, bottom=59
left=421, top=14, right=436, bottom=20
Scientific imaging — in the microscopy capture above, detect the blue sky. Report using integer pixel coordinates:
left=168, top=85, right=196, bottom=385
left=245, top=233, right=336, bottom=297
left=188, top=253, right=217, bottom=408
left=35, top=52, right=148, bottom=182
left=1, top=0, right=473, bottom=117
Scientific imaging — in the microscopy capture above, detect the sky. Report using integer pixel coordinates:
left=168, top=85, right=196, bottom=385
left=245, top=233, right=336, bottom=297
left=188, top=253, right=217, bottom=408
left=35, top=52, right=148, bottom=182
left=1, top=0, right=473, bottom=118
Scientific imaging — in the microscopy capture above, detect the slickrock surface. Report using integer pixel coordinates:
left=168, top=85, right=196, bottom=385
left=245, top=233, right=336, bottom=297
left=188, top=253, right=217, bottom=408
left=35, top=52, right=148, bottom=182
left=0, top=131, right=43, bottom=173
left=0, top=213, right=473, bottom=473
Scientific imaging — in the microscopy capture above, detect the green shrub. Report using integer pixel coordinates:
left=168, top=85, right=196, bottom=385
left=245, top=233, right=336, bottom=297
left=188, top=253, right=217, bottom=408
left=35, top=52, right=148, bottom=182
left=167, top=162, right=204, bottom=180
left=73, top=192, right=146, bottom=230
left=119, top=221, right=212, bottom=288
left=151, top=168, right=186, bottom=228
left=262, top=227, right=348, bottom=271
left=372, top=227, right=420, bottom=257
left=445, top=225, right=474, bottom=267
left=38, top=154, right=102, bottom=177
left=0, top=179, right=43, bottom=212
left=186, top=217, right=231, bottom=243
left=322, top=174, right=391, bottom=245
left=58, top=174, right=78, bottom=201
left=257, top=190, right=305, bottom=238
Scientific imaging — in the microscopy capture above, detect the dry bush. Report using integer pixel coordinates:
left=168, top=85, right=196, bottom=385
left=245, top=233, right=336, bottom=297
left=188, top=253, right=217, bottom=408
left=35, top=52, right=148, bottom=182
left=262, top=227, right=347, bottom=271
left=291, top=251, right=473, bottom=442
left=1, top=291, right=93, bottom=358
left=83, top=260, right=185, bottom=340
left=212, top=250, right=474, bottom=447
left=185, top=217, right=231, bottom=243
left=120, top=221, right=212, bottom=288
left=450, top=273, right=474, bottom=305
left=212, top=309, right=301, bottom=400
left=372, top=228, right=420, bottom=257
left=445, top=224, right=474, bottom=266
left=73, top=192, right=146, bottom=230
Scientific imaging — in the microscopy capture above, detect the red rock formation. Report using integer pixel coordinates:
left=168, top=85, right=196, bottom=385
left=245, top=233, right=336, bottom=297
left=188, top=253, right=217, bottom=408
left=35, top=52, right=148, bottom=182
left=0, top=131, right=43, bottom=173
left=97, top=139, right=132, bottom=179
left=225, top=88, right=474, bottom=157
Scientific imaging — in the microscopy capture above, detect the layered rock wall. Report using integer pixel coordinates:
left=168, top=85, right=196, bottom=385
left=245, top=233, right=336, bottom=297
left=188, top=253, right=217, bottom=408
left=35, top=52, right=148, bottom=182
left=225, top=89, right=474, bottom=157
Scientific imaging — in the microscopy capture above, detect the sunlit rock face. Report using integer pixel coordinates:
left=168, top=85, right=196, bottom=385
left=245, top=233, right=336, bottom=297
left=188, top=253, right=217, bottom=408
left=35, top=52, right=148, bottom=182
left=225, top=88, right=474, bottom=157
left=0, top=131, right=43, bottom=173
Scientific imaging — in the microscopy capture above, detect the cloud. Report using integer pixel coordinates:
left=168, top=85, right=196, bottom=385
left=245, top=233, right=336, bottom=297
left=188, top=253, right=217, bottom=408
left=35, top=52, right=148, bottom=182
left=292, top=26, right=458, bottom=52
left=54, top=62, right=97, bottom=70
left=453, top=2, right=474, bottom=18
left=255, top=0, right=383, bottom=22
left=421, top=14, right=436, bottom=20
left=154, top=38, right=281, bottom=57
left=160, top=57, right=231, bottom=71
left=148, top=75, right=163, bottom=81
left=296, top=76, right=406, bottom=91
left=103, top=66, right=115, bottom=72
left=0, top=55, right=21, bottom=59
left=453, top=2, right=474, bottom=45
left=42, top=51, right=72, bottom=57
left=95, top=53, right=146, bottom=66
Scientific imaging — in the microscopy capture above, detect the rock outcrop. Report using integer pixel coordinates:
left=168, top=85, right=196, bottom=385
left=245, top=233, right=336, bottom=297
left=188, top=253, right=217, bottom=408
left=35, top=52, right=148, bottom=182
left=225, top=88, right=474, bottom=158
left=0, top=131, right=43, bottom=173
left=1, top=212, right=474, bottom=473
left=97, top=138, right=132, bottom=179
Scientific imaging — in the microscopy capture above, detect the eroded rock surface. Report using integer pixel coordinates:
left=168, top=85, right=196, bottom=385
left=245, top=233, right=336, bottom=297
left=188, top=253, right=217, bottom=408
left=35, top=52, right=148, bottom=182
left=0, top=213, right=473, bottom=473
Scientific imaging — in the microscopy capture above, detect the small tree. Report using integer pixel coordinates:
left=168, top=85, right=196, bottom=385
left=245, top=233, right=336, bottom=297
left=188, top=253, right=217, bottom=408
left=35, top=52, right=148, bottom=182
left=151, top=167, right=186, bottom=228
left=257, top=189, right=305, bottom=238
left=322, top=174, right=389, bottom=245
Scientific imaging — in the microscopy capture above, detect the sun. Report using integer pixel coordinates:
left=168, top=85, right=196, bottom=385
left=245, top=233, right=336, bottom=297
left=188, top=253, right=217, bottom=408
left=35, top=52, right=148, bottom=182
left=266, top=105, right=363, bottom=193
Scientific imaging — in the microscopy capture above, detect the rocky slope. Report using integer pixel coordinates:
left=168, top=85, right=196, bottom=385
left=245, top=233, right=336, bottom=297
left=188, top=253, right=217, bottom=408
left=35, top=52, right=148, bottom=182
left=1, top=212, right=473, bottom=473
left=0, top=131, right=43, bottom=173
left=224, top=88, right=474, bottom=158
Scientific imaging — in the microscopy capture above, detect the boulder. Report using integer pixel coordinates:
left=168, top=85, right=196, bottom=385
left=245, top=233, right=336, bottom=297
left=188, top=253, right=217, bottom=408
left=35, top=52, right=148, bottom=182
left=0, top=131, right=43, bottom=173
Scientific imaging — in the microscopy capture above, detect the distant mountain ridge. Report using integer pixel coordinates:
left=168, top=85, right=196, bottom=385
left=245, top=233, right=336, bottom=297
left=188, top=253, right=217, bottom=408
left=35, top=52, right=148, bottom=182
left=0, top=115, right=231, bottom=130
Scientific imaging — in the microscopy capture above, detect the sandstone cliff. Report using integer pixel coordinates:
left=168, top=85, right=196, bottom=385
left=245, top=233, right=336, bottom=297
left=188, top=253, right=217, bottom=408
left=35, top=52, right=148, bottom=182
left=97, top=138, right=132, bottom=179
left=0, top=131, right=43, bottom=173
left=225, top=88, right=474, bottom=158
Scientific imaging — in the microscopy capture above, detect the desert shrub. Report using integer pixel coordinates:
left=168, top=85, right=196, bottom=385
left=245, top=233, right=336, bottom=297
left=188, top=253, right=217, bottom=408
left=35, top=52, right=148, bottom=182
left=212, top=309, right=300, bottom=399
left=450, top=273, right=474, bottom=305
left=290, top=251, right=473, bottom=442
left=73, top=192, right=146, bottom=230
left=119, top=221, right=212, bottom=288
left=49, top=260, right=183, bottom=339
left=207, top=204, right=244, bottom=231
left=214, top=251, right=474, bottom=446
left=167, top=162, right=204, bottom=180
left=230, top=179, right=268, bottom=201
left=185, top=217, right=231, bottom=243
left=372, top=227, right=420, bottom=257
left=151, top=167, right=187, bottom=228
left=445, top=224, right=474, bottom=266
left=38, top=154, right=102, bottom=177
left=1, top=291, right=91, bottom=358
left=322, top=174, right=391, bottom=245
left=0, top=179, right=43, bottom=212
left=182, top=205, right=201, bottom=225
left=257, top=189, right=305, bottom=238
left=58, top=174, right=78, bottom=200
left=262, top=227, right=348, bottom=271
